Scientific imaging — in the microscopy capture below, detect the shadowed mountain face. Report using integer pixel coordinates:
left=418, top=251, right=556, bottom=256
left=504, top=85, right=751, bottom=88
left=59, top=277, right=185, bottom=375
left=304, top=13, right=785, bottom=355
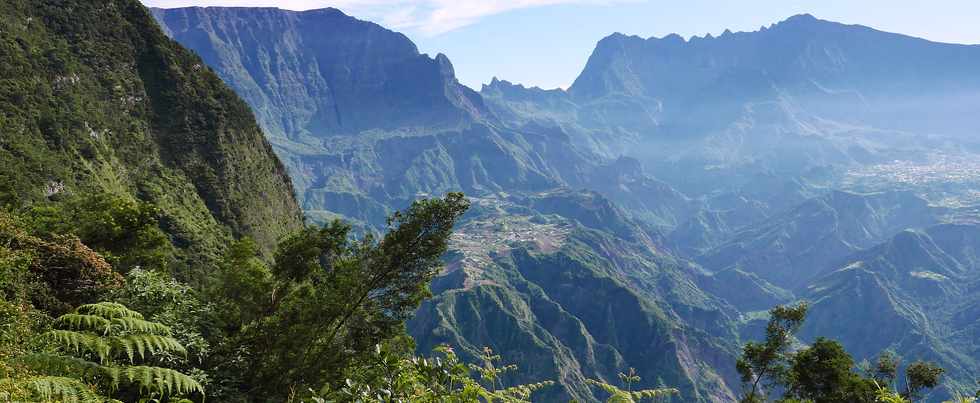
left=0, top=0, right=303, bottom=267
left=801, top=224, right=980, bottom=396
left=152, top=7, right=695, bottom=232
left=152, top=7, right=487, bottom=141
left=698, top=190, right=945, bottom=289
left=152, top=7, right=980, bottom=401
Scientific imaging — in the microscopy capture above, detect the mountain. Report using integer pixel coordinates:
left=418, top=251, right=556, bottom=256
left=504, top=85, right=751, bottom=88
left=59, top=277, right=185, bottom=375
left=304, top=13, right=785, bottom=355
left=151, top=6, right=487, bottom=141
left=570, top=14, right=980, bottom=137
left=0, top=0, right=303, bottom=267
left=698, top=190, right=944, bottom=289
left=800, top=223, right=980, bottom=398
left=487, top=15, right=980, bottom=201
left=150, top=6, right=694, bottom=232
left=410, top=190, right=740, bottom=402
left=152, top=7, right=741, bottom=401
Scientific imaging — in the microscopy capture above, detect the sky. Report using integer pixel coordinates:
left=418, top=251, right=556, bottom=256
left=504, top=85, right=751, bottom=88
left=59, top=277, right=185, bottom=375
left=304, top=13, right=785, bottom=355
left=140, top=0, right=980, bottom=90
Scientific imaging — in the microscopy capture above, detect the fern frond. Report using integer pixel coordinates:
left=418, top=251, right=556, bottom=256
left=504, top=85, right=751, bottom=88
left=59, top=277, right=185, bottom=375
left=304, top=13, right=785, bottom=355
left=26, top=376, right=104, bottom=403
left=587, top=379, right=677, bottom=402
left=499, top=380, right=554, bottom=400
left=44, top=330, right=111, bottom=362
left=76, top=302, right=143, bottom=320
left=110, top=334, right=187, bottom=362
left=120, top=366, right=204, bottom=397
left=15, top=353, right=105, bottom=379
left=56, top=314, right=112, bottom=333
left=630, top=387, right=679, bottom=399
left=586, top=379, right=623, bottom=395
left=109, top=317, right=172, bottom=335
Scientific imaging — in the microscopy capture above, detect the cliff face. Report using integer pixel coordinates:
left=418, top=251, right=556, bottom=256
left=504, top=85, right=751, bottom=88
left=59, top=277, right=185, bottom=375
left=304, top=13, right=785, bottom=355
left=151, top=7, right=690, bottom=232
left=0, top=0, right=303, bottom=263
left=151, top=6, right=488, bottom=143
left=570, top=14, right=980, bottom=137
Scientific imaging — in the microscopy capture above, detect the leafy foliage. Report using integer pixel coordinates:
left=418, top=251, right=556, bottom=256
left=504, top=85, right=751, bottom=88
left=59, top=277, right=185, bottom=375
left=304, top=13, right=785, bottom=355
left=26, top=194, right=175, bottom=273
left=736, top=302, right=809, bottom=402
left=587, top=374, right=679, bottom=402
left=213, top=193, right=470, bottom=398
left=327, top=344, right=553, bottom=402
left=13, top=302, right=203, bottom=401
left=736, top=303, right=946, bottom=403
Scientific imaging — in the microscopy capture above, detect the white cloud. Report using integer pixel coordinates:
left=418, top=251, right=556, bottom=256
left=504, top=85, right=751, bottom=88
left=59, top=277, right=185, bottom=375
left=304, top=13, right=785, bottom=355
left=143, top=0, right=637, bottom=36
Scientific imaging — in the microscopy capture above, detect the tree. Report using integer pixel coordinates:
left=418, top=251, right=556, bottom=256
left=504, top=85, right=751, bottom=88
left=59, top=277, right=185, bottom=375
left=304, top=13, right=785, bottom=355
left=736, top=302, right=946, bottom=403
left=10, top=302, right=203, bottom=401
left=784, top=337, right=875, bottom=403
left=736, top=302, right=809, bottom=402
left=903, top=361, right=943, bottom=402
left=867, top=351, right=900, bottom=387
left=219, top=193, right=470, bottom=399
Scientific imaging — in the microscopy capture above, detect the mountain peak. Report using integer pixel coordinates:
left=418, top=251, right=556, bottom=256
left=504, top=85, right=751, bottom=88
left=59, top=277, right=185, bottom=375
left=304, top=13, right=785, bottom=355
left=782, top=13, right=819, bottom=24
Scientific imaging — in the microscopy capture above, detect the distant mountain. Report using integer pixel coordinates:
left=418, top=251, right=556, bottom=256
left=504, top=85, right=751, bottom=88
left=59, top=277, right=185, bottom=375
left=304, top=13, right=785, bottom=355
left=487, top=15, right=980, bottom=199
left=801, top=223, right=980, bottom=398
left=0, top=0, right=302, bottom=266
left=151, top=6, right=692, bottom=231
left=571, top=14, right=980, bottom=137
left=698, top=190, right=944, bottom=289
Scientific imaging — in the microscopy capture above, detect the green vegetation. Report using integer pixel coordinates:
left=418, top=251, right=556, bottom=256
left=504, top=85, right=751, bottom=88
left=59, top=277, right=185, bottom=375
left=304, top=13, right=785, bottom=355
left=736, top=302, right=949, bottom=403
left=585, top=368, right=679, bottom=402
left=5, top=302, right=202, bottom=402
left=0, top=192, right=554, bottom=402
left=325, top=344, right=553, bottom=402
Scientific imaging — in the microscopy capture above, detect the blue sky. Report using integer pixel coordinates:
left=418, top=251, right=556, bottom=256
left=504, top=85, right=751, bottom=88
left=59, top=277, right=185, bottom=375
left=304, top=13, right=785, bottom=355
left=141, top=0, right=980, bottom=89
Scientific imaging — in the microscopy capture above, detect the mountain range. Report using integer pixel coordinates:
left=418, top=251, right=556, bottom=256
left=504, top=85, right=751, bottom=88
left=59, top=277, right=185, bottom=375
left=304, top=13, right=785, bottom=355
left=146, top=7, right=980, bottom=401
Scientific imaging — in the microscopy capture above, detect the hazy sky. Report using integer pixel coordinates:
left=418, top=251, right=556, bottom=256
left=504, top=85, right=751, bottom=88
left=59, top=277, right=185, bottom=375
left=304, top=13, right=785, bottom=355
left=141, top=0, right=980, bottom=89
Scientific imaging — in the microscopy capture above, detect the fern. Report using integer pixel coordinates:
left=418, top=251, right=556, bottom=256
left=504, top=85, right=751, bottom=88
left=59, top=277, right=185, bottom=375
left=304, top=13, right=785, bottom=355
left=56, top=314, right=112, bottom=333
left=110, top=334, right=187, bottom=363
left=25, top=376, right=103, bottom=403
left=76, top=302, right=144, bottom=320
left=44, top=329, right=111, bottom=362
left=14, top=353, right=105, bottom=378
left=109, top=317, right=172, bottom=335
left=15, top=301, right=204, bottom=400
left=587, top=378, right=679, bottom=403
left=121, top=366, right=204, bottom=397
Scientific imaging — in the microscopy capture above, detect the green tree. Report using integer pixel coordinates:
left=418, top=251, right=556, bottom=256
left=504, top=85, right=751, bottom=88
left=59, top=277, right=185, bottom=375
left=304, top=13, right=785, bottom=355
left=736, top=302, right=809, bottom=402
left=216, top=193, right=469, bottom=399
left=903, top=361, right=943, bottom=402
left=25, top=194, right=174, bottom=273
left=784, top=337, right=875, bottom=403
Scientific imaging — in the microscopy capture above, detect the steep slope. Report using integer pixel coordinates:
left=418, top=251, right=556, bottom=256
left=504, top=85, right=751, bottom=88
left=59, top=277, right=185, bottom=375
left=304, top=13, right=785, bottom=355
left=801, top=224, right=980, bottom=398
left=698, top=190, right=944, bottom=288
left=410, top=191, right=740, bottom=402
left=570, top=14, right=980, bottom=137
left=151, top=7, right=583, bottom=227
left=151, top=6, right=693, bottom=231
left=487, top=15, right=980, bottom=203
left=151, top=6, right=487, bottom=142
left=0, top=0, right=303, bottom=265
